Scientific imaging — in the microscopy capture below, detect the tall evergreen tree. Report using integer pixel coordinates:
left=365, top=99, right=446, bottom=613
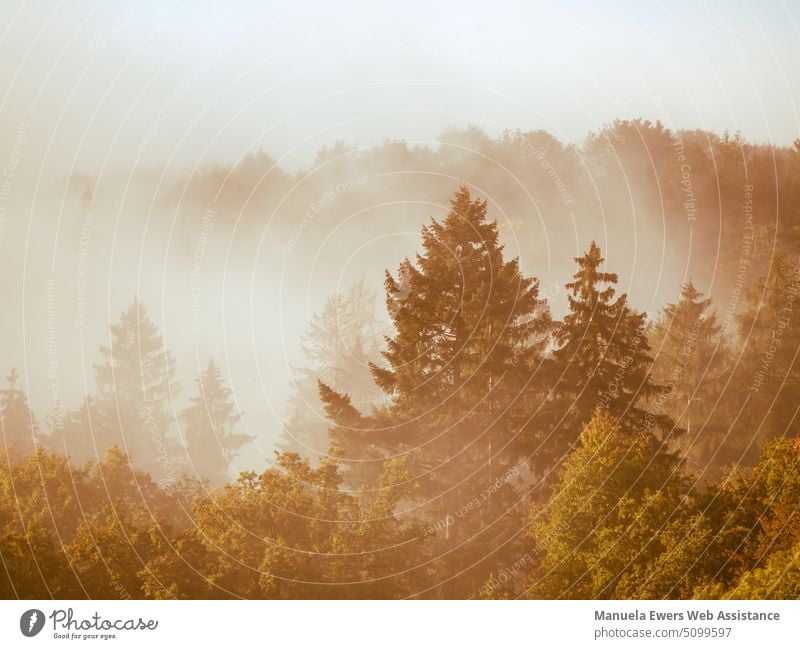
left=321, top=186, right=552, bottom=596
left=542, top=242, right=674, bottom=468
left=182, top=360, right=253, bottom=486
left=0, top=368, right=40, bottom=458
left=92, top=296, right=178, bottom=477
left=648, top=281, right=729, bottom=474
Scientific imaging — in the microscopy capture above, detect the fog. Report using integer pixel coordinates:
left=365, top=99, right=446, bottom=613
left=1, top=0, right=798, bottom=476
left=0, top=127, right=775, bottom=475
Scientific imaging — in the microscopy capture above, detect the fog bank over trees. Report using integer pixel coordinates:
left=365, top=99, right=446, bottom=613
left=3, top=121, right=794, bottom=475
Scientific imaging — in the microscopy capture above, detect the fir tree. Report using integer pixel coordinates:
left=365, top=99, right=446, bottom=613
left=321, top=186, right=552, bottom=596
left=93, top=296, right=178, bottom=476
left=48, top=398, right=95, bottom=466
left=182, top=360, right=252, bottom=486
left=543, top=242, right=674, bottom=468
left=648, top=280, right=728, bottom=474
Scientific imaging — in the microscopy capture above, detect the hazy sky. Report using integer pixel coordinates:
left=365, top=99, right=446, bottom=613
left=1, top=0, right=798, bottom=177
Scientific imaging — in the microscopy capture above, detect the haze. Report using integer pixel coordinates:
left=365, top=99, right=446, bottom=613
left=0, top=0, right=798, bottom=475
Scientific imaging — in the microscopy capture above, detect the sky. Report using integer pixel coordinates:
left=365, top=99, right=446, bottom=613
left=0, top=0, right=798, bottom=178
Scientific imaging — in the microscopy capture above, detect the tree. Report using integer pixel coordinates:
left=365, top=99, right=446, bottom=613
left=0, top=368, right=40, bottom=458
left=694, top=436, right=800, bottom=598
left=0, top=446, right=207, bottom=598
left=0, top=448, right=92, bottom=597
left=543, top=242, right=674, bottom=468
left=321, top=186, right=552, bottom=596
left=191, top=452, right=420, bottom=598
left=725, top=255, right=800, bottom=465
left=92, top=296, right=178, bottom=476
left=65, top=504, right=175, bottom=599
left=138, top=527, right=223, bottom=599
left=182, top=360, right=253, bottom=486
left=715, top=544, right=800, bottom=599
left=48, top=391, right=96, bottom=466
left=0, top=524, right=74, bottom=598
left=648, top=281, right=729, bottom=474
left=0, top=448, right=93, bottom=540
left=277, top=280, right=385, bottom=468
left=526, top=412, right=704, bottom=599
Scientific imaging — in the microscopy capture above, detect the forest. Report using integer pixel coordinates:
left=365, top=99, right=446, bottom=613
left=2, top=121, right=800, bottom=599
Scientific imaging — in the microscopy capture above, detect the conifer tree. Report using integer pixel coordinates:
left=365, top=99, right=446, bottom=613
left=321, top=186, right=552, bottom=595
left=648, top=281, right=728, bottom=473
left=0, top=368, right=40, bottom=457
left=727, top=254, right=800, bottom=464
left=182, top=360, right=252, bottom=486
left=278, top=280, right=384, bottom=464
left=543, top=242, right=673, bottom=467
left=48, top=398, right=95, bottom=466
left=93, top=297, right=178, bottom=476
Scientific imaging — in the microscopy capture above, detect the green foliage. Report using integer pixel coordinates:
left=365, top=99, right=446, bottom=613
left=693, top=437, right=800, bottom=598
left=2, top=166, right=800, bottom=599
left=191, top=452, right=420, bottom=598
left=527, top=412, right=698, bottom=599
left=719, top=544, right=800, bottom=599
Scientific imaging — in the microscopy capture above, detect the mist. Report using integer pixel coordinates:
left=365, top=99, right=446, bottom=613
left=2, top=0, right=800, bottom=607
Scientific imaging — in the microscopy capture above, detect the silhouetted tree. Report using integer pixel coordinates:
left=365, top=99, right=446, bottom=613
left=322, top=186, right=552, bottom=596
left=543, top=242, right=674, bottom=468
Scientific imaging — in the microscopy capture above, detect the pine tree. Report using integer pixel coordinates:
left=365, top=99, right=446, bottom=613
left=648, top=280, right=728, bottom=474
left=93, top=296, right=178, bottom=477
left=543, top=242, right=674, bottom=468
left=321, top=186, right=552, bottom=596
left=0, top=368, right=40, bottom=458
left=182, top=360, right=252, bottom=486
